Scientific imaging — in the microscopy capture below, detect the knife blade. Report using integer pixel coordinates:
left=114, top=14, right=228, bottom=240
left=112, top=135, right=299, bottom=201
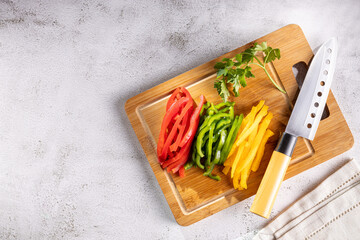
left=250, top=38, right=338, bottom=218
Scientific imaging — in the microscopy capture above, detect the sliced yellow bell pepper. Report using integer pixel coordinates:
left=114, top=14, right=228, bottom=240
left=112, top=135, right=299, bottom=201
left=225, top=100, right=274, bottom=191
left=240, top=112, right=273, bottom=188
left=240, top=164, right=251, bottom=189
left=228, top=100, right=264, bottom=158
left=234, top=124, right=258, bottom=185
left=224, top=150, right=236, bottom=167
left=233, top=142, right=251, bottom=189
left=231, top=142, right=246, bottom=178
left=233, top=105, right=268, bottom=149
left=251, top=129, right=274, bottom=172
left=222, top=166, right=230, bottom=175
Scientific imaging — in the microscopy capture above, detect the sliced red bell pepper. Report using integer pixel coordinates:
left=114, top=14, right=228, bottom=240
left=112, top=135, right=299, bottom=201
left=181, top=87, right=192, bottom=100
left=169, top=108, right=190, bottom=152
left=179, top=95, right=205, bottom=148
left=165, top=95, right=205, bottom=171
left=168, top=152, right=175, bottom=158
left=176, top=93, right=183, bottom=100
left=165, top=127, right=194, bottom=171
left=165, top=121, right=174, bottom=140
left=178, top=165, right=185, bottom=177
left=162, top=131, right=193, bottom=169
left=157, top=97, right=189, bottom=162
left=163, top=149, right=188, bottom=170
left=171, top=129, right=179, bottom=148
left=159, top=98, right=193, bottom=160
left=172, top=114, right=180, bottom=124
left=158, top=88, right=205, bottom=177
left=166, top=88, right=180, bottom=111
left=167, top=146, right=192, bottom=172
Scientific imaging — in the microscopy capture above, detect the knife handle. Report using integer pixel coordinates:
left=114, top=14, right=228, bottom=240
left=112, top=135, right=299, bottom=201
left=250, top=132, right=297, bottom=218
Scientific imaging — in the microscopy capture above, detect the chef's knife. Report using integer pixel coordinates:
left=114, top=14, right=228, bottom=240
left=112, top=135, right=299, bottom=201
left=250, top=38, right=338, bottom=218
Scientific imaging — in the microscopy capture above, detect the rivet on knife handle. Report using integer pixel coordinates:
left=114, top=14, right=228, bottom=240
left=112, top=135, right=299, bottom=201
left=250, top=132, right=297, bottom=218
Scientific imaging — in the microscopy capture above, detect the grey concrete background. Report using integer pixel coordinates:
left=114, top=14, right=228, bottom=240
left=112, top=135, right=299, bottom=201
left=0, top=0, right=359, bottom=239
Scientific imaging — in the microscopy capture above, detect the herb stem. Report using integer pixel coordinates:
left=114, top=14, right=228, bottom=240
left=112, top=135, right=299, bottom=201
left=253, top=55, right=286, bottom=93
left=249, top=62, right=263, bottom=68
left=253, top=55, right=264, bottom=67
left=262, top=67, right=286, bottom=93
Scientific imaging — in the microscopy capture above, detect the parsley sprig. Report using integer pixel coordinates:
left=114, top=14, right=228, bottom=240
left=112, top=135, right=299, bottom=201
left=214, top=42, right=286, bottom=102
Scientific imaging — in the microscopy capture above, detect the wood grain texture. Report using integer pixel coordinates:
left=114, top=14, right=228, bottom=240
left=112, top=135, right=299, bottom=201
left=125, top=24, right=353, bottom=226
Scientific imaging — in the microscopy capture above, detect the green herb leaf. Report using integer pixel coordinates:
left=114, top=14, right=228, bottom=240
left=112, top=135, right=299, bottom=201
left=214, top=79, right=230, bottom=102
left=213, top=42, right=285, bottom=102
left=235, top=53, right=242, bottom=63
left=264, top=47, right=281, bottom=63
left=239, top=72, right=247, bottom=88
left=244, top=66, right=254, bottom=78
left=274, top=48, right=280, bottom=59
left=242, top=48, right=254, bottom=64
left=217, top=68, right=228, bottom=78
left=232, top=76, right=241, bottom=97
left=227, top=68, right=236, bottom=77
left=214, top=62, right=225, bottom=69
left=260, top=42, right=267, bottom=50
left=245, top=70, right=255, bottom=78
left=253, top=43, right=263, bottom=52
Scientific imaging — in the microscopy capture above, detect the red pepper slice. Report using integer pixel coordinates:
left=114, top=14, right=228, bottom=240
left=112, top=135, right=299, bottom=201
left=183, top=107, right=193, bottom=136
left=163, top=146, right=189, bottom=169
left=165, top=129, right=194, bottom=171
left=166, top=88, right=181, bottom=111
left=169, top=108, right=191, bottom=152
left=157, top=97, right=188, bottom=162
left=169, top=152, right=176, bottom=158
left=159, top=97, right=193, bottom=160
left=165, top=121, right=174, bottom=140
left=171, top=114, right=179, bottom=124
left=166, top=145, right=192, bottom=172
left=179, top=95, right=205, bottom=148
left=178, top=165, right=185, bottom=177
left=162, top=124, right=194, bottom=169
left=171, top=129, right=179, bottom=147
left=176, top=93, right=182, bottom=100
left=181, top=87, right=192, bottom=100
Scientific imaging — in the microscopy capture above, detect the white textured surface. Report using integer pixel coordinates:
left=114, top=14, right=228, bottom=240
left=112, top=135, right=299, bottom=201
left=0, top=0, right=359, bottom=239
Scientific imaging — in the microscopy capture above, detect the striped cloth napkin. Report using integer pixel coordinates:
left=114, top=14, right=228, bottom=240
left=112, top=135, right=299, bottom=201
left=254, top=159, right=360, bottom=240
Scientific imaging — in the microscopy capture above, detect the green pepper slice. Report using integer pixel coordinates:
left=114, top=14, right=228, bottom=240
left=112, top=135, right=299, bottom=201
left=206, top=112, right=231, bottom=127
left=206, top=122, right=216, bottom=167
left=184, top=161, right=194, bottom=170
left=220, top=116, right=239, bottom=163
left=215, top=101, right=235, bottom=109
left=195, top=153, right=204, bottom=169
left=203, top=161, right=221, bottom=181
left=213, top=129, right=228, bottom=164
left=215, top=118, right=231, bottom=131
left=196, top=125, right=210, bottom=157
left=220, top=114, right=244, bottom=164
left=213, top=123, right=231, bottom=143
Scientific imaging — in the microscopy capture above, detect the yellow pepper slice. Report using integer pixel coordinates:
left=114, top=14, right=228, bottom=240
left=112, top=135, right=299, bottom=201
left=233, top=105, right=268, bottom=148
left=251, top=129, right=274, bottom=172
left=231, top=142, right=246, bottom=178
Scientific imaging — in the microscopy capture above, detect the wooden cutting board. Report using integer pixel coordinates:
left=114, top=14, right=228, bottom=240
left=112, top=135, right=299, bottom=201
left=125, top=24, right=353, bottom=226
